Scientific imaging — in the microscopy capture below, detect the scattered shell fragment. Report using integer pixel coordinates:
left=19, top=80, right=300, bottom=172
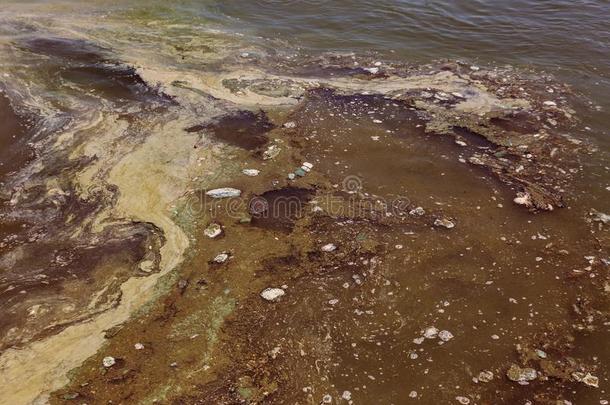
left=134, top=343, right=144, bottom=350
left=456, top=396, right=470, bottom=404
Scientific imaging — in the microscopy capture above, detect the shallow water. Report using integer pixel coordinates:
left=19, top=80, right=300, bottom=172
left=0, top=1, right=608, bottom=404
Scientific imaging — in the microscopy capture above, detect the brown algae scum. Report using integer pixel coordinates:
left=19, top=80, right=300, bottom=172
left=0, top=7, right=607, bottom=405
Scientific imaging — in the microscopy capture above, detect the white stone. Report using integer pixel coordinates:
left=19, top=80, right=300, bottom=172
left=439, top=330, right=454, bottom=342
left=242, top=169, right=260, bottom=176
left=134, top=343, right=144, bottom=350
left=283, top=121, right=296, bottom=128
left=514, top=192, right=532, bottom=207
left=260, top=287, right=285, bottom=302
left=341, top=391, right=352, bottom=400
left=409, top=206, right=425, bottom=216
left=213, top=253, right=229, bottom=263
left=206, top=188, right=241, bottom=198
left=543, top=100, right=557, bottom=107
left=423, top=326, right=439, bottom=339
left=456, top=396, right=471, bottom=404
left=103, top=356, right=116, bottom=368
left=321, top=243, right=337, bottom=252
left=434, top=218, right=455, bottom=229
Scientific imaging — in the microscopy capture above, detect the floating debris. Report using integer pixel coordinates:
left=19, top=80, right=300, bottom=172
left=514, top=192, right=532, bottom=207
left=506, top=364, right=537, bottom=384
left=242, top=169, right=260, bottom=176
left=590, top=209, right=610, bottom=224
left=213, top=252, right=229, bottom=263
left=260, top=287, right=285, bottom=302
left=206, top=188, right=242, bottom=198
left=138, top=260, right=154, bottom=273
left=409, top=206, right=425, bottom=216
left=572, top=371, right=599, bottom=388
left=263, top=143, right=281, bottom=160
left=434, top=218, right=455, bottom=229
left=204, top=223, right=223, bottom=238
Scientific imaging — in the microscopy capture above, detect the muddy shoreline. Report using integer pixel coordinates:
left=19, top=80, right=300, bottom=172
left=0, top=15, right=607, bottom=405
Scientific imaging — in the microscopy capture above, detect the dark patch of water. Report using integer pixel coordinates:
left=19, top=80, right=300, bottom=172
left=186, top=110, right=274, bottom=150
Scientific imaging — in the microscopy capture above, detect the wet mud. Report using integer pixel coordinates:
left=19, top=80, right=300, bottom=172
left=0, top=12, right=607, bottom=405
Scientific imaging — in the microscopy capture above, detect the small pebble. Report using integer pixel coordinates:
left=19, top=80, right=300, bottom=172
left=102, top=356, right=116, bottom=368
